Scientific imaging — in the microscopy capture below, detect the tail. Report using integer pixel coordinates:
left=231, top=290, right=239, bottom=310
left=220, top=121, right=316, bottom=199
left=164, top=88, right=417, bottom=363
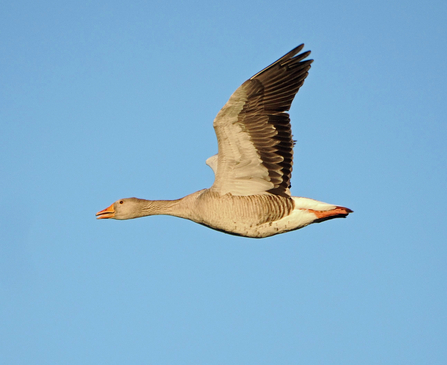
left=292, top=197, right=353, bottom=223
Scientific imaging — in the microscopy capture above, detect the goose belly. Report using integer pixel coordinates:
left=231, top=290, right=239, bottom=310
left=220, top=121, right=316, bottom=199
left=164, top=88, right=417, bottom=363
left=191, top=191, right=311, bottom=238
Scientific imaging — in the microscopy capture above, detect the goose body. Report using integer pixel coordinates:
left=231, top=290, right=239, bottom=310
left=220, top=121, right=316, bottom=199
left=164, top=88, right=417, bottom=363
left=97, top=44, right=352, bottom=238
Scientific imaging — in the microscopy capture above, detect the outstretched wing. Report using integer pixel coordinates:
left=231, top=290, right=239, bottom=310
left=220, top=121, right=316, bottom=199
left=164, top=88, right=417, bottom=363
left=210, top=44, right=313, bottom=197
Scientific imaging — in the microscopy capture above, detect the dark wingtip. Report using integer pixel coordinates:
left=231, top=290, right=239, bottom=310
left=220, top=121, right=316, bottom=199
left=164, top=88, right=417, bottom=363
left=250, top=43, right=312, bottom=80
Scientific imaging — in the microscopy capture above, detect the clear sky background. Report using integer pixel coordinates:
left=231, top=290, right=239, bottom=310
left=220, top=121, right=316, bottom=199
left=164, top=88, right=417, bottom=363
left=1, top=0, right=446, bottom=364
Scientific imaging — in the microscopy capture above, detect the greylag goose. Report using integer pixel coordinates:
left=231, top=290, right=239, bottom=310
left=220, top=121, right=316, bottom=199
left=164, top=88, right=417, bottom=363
left=97, top=44, right=352, bottom=238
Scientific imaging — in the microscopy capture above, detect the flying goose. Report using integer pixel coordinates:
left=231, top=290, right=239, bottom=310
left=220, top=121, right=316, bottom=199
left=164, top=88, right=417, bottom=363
left=96, top=44, right=352, bottom=238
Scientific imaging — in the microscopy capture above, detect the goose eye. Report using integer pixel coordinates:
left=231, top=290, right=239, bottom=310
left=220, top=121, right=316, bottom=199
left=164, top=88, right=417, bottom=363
left=119, top=200, right=123, bottom=204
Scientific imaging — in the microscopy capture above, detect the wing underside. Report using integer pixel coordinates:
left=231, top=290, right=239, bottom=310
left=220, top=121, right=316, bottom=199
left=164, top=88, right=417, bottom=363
left=210, top=44, right=313, bottom=197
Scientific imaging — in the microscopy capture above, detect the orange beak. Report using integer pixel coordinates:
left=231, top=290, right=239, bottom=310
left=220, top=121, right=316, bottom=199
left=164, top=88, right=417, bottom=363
left=96, top=203, right=115, bottom=219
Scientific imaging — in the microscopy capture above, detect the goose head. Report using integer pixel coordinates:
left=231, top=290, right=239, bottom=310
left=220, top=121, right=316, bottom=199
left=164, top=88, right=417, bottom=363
left=96, top=198, right=142, bottom=220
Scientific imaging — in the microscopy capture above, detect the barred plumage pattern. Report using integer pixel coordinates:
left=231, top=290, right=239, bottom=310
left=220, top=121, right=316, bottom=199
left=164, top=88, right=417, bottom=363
left=194, top=190, right=294, bottom=226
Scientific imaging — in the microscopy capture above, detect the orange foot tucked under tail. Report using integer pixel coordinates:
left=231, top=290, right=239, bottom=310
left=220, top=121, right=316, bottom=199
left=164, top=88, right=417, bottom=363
left=307, top=206, right=353, bottom=223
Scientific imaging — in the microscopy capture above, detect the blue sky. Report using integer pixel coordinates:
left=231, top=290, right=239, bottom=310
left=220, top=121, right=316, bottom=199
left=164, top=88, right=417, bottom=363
left=1, top=0, right=446, bottom=363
